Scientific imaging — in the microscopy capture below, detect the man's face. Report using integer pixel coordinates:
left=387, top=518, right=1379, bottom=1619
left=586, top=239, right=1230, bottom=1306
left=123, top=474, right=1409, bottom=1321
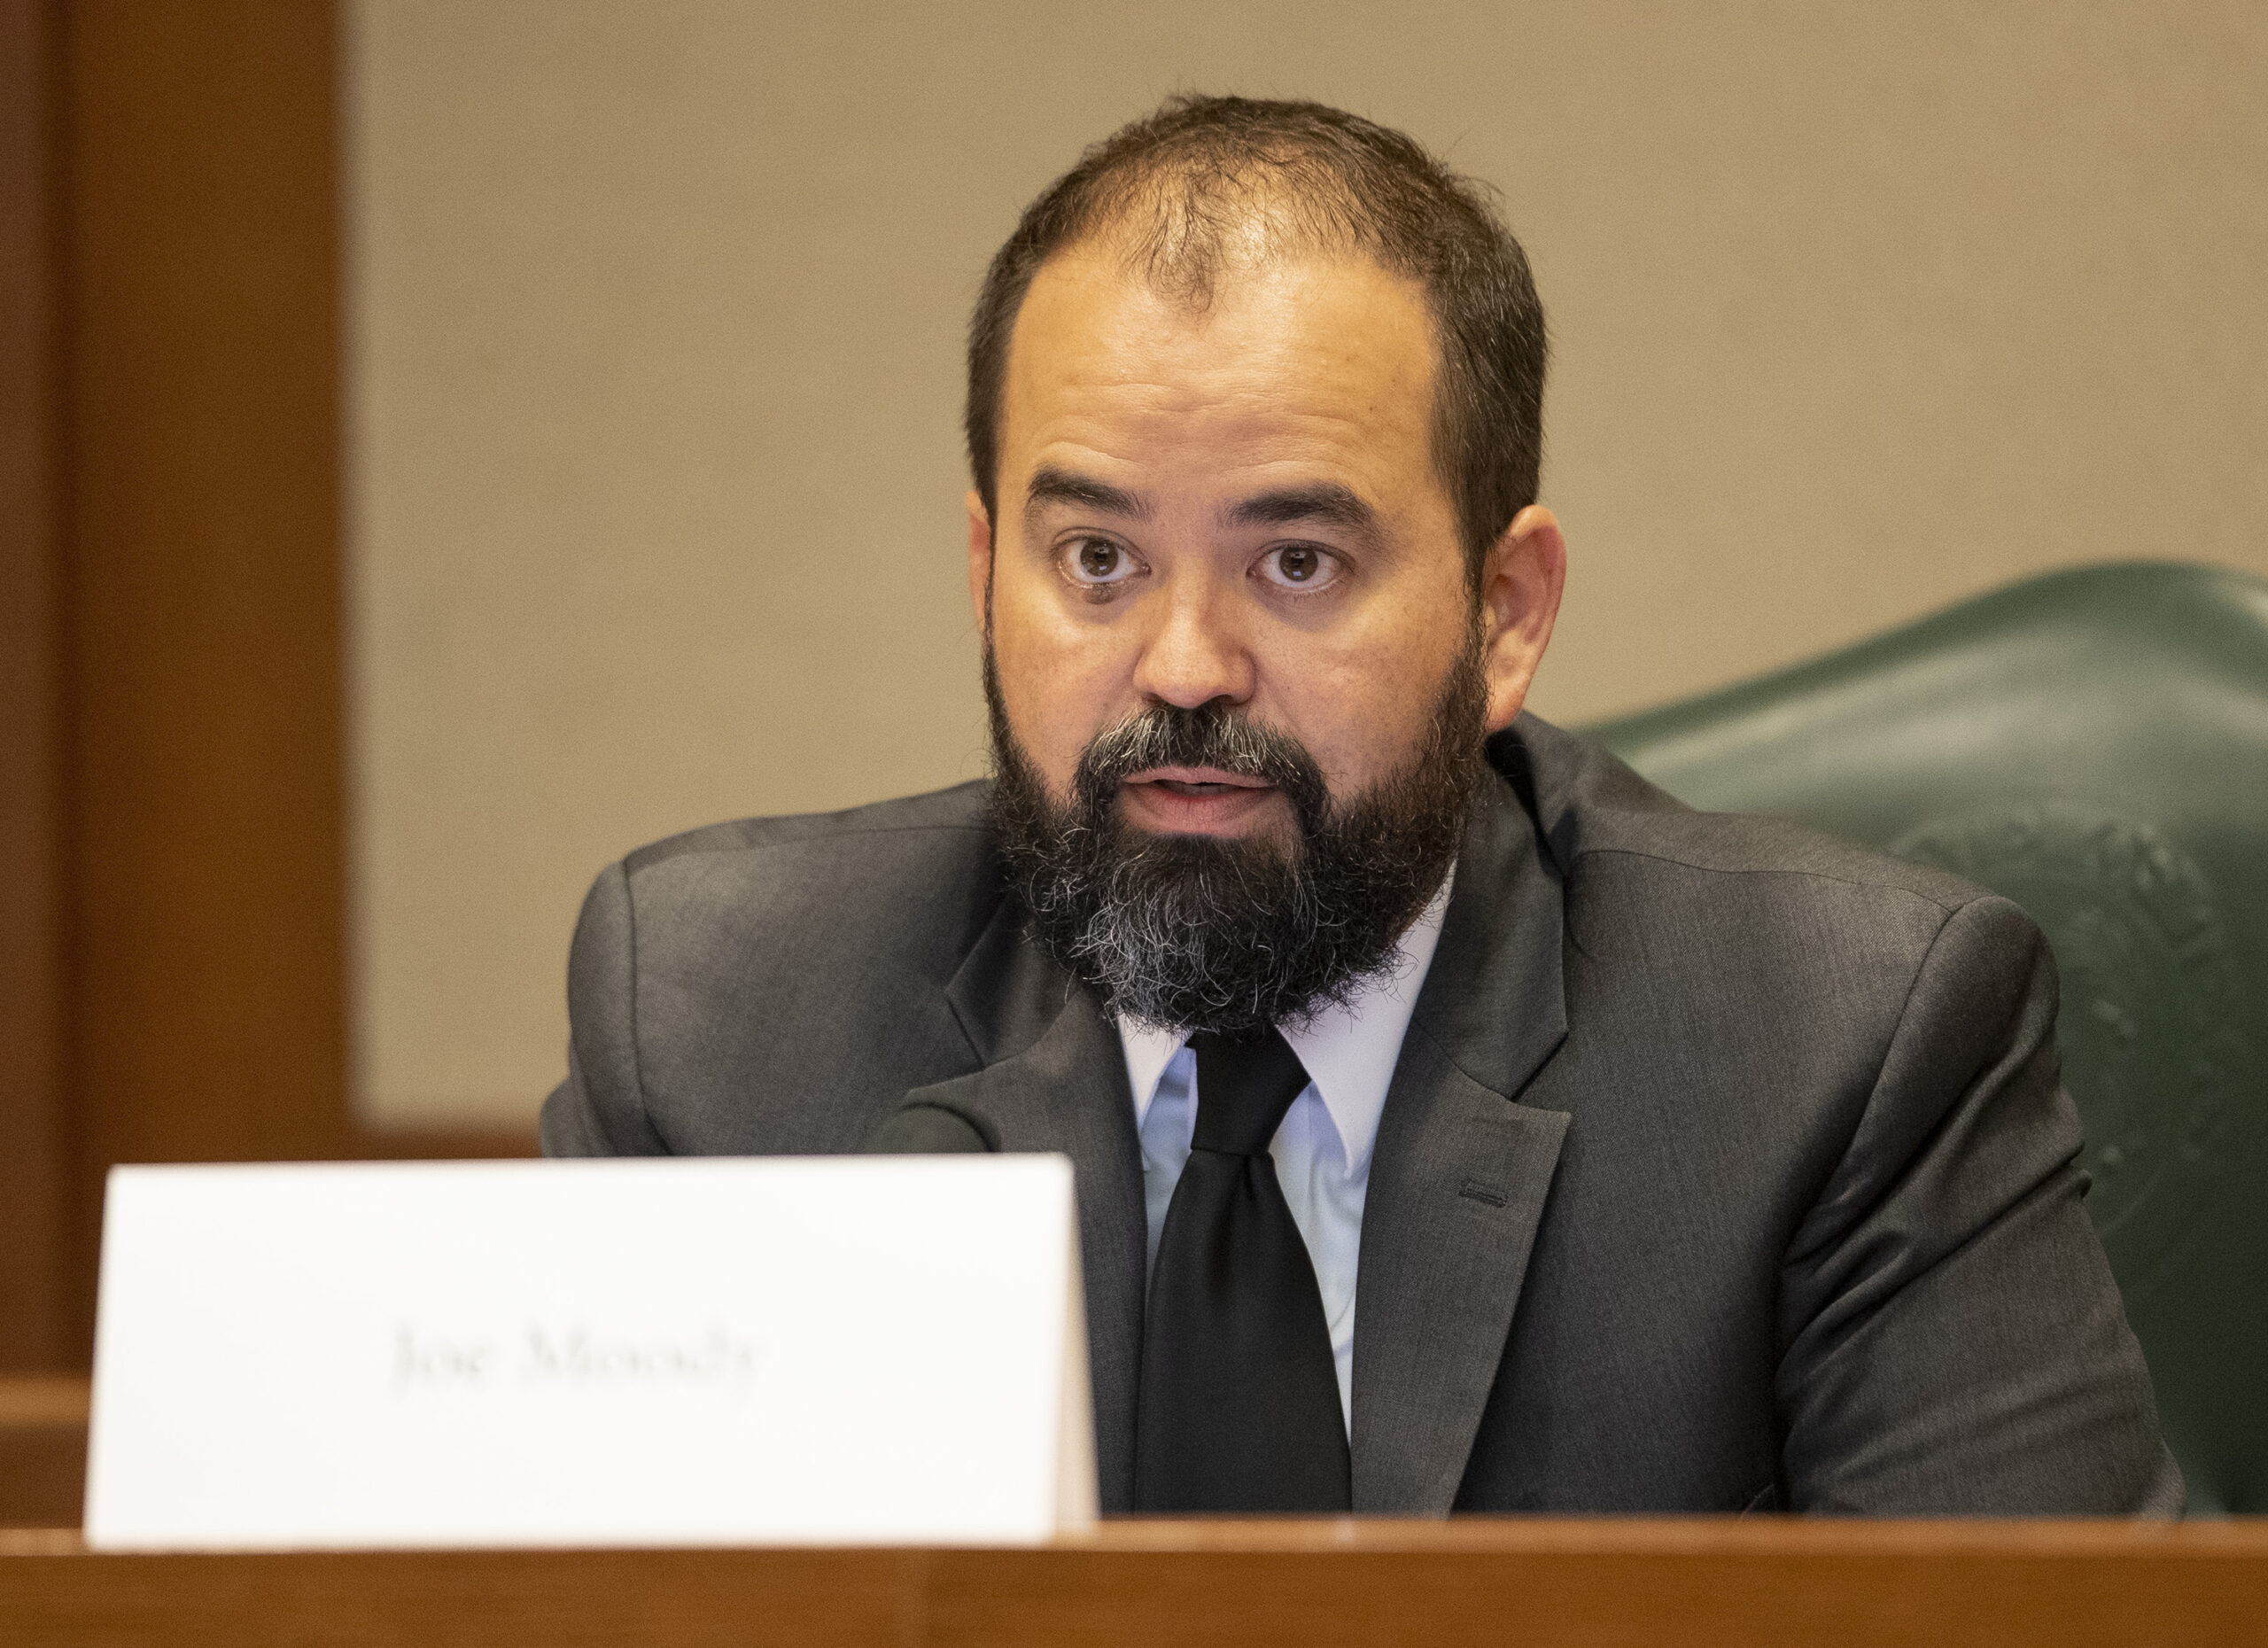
left=973, top=245, right=1540, bottom=843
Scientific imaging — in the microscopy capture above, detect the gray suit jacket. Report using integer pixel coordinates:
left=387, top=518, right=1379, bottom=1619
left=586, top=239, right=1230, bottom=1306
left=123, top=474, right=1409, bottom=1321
left=542, top=714, right=2181, bottom=1515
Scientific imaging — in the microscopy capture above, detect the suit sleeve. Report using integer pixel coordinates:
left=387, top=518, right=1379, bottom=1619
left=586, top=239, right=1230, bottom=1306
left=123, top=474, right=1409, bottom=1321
left=538, top=859, right=672, bottom=1157
left=1775, top=893, right=2184, bottom=1514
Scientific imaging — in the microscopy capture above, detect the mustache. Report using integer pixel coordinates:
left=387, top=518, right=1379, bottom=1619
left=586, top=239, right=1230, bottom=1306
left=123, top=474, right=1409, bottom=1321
left=1073, top=702, right=1330, bottom=830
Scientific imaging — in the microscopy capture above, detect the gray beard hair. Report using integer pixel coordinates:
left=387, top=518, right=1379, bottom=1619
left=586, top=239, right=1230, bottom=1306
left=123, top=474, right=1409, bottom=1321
left=983, top=635, right=1486, bottom=1036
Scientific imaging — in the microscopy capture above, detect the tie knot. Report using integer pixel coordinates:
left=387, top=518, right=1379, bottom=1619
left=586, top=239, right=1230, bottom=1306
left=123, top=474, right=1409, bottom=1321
left=1187, top=1029, right=1311, bottom=1157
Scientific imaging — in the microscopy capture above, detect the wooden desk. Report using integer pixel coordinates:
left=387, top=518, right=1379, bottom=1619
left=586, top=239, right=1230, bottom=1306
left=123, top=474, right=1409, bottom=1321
left=0, top=1377, right=87, bottom=1530
left=6, top=1380, right=2261, bottom=1645
left=4, top=1518, right=2264, bottom=1647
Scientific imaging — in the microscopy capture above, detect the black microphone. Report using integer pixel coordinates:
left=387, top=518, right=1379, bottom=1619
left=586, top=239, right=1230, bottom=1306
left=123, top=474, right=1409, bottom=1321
left=859, top=1102, right=995, bottom=1154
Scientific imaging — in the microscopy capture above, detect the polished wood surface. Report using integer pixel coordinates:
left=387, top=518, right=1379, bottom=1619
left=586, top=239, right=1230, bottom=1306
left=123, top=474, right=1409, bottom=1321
left=1, top=1520, right=2262, bottom=1648
left=0, top=1377, right=86, bottom=1530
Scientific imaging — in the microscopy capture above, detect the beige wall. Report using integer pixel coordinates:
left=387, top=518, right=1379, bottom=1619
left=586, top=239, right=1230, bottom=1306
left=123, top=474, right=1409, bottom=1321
left=346, top=0, right=2268, bottom=1125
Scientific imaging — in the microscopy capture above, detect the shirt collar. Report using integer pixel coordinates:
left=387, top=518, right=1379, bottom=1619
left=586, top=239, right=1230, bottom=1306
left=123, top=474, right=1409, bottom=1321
left=1119, top=1018, right=1188, bottom=1132
left=1117, top=867, right=1455, bottom=1175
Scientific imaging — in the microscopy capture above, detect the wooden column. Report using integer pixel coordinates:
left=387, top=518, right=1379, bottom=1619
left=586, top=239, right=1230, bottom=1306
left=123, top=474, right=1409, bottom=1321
left=0, top=0, right=73, bottom=1374
left=0, top=0, right=535, bottom=1386
left=58, top=0, right=359, bottom=1360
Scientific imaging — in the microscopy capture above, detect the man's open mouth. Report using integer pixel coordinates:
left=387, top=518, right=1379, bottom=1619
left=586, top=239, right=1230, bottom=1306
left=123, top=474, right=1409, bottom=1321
left=1125, top=766, right=1274, bottom=798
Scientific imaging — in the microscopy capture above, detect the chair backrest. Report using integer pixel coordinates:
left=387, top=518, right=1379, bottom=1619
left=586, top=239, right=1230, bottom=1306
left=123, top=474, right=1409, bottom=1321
left=1588, top=562, right=2268, bottom=1513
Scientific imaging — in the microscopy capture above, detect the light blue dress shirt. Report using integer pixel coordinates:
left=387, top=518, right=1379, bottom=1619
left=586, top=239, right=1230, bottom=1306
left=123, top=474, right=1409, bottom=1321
left=1115, top=872, right=1453, bottom=1434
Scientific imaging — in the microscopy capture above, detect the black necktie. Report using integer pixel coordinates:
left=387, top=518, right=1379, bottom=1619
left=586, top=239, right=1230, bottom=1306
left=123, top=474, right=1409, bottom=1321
left=1133, top=1028, right=1353, bottom=1512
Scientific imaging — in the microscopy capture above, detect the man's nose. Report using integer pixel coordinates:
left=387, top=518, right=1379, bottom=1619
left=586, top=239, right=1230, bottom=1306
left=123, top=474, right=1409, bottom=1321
left=1130, top=571, right=1255, bottom=710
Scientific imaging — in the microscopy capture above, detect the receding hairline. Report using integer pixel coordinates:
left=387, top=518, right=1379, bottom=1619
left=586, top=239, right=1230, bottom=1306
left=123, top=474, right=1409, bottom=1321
left=1037, top=155, right=1417, bottom=312
left=1008, top=215, right=1442, bottom=354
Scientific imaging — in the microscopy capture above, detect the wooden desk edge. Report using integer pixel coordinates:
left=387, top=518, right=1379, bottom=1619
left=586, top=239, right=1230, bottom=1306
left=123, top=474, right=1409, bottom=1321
left=7, top=1519, right=2264, bottom=1648
left=8, top=1516, right=2266, bottom=1559
left=0, top=1376, right=90, bottom=1427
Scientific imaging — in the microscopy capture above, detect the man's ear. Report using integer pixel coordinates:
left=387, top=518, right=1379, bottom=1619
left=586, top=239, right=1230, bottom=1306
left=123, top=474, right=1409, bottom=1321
left=1478, top=504, right=1568, bottom=733
left=966, top=490, right=994, bottom=637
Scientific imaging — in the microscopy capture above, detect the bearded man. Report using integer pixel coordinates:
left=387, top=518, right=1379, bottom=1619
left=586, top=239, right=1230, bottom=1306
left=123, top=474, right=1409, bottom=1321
left=541, top=96, right=2179, bottom=1517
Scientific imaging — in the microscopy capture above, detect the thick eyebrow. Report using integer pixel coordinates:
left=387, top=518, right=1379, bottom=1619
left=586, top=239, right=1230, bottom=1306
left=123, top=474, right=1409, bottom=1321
left=1023, top=465, right=1152, bottom=524
left=1223, top=482, right=1379, bottom=540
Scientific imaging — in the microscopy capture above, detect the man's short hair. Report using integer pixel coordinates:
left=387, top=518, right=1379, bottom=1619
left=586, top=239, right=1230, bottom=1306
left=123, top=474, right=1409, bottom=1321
left=965, top=94, right=1550, bottom=580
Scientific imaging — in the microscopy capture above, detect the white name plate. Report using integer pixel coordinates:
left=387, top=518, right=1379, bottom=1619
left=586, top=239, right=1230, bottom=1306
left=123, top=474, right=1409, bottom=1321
left=85, top=1156, right=1096, bottom=1550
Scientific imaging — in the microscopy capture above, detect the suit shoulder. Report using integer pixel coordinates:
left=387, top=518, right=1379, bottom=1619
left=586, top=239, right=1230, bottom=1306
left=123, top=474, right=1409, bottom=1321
left=1581, top=809, right=1984, bottom=914
left=565, top=781, right=1001, bottom=1157
left=1504, top=715, right=1985, bottom=915
left=601, top=780, right=1001, bottom=978
left=620, top=780, right=991, bottom=875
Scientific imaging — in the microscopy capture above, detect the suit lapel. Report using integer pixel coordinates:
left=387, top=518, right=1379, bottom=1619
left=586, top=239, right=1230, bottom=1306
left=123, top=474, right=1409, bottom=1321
left=887, top=901, right=1150, bottom=1512
left=1351, top=776, right=1572, bottom=1512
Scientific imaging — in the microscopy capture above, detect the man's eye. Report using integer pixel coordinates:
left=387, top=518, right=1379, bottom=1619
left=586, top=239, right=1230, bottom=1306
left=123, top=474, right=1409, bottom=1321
left=1257, top=544, right=1341, bottom=589
left=1066, top=539, right=1138, bottom=585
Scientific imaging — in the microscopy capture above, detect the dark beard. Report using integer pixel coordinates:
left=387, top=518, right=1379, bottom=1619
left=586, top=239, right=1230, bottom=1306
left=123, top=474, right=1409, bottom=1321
left=983, top=636, right=1487, bottom=1036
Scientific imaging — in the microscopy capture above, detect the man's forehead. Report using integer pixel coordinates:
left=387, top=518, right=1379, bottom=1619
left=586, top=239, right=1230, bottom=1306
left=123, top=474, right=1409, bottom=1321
left=1000, top=244, right=1441, bottom=469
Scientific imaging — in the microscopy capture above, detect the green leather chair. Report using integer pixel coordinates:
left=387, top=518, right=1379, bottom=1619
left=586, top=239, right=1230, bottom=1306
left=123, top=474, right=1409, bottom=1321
left=1587, top=562, right=2268, bottom=1514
